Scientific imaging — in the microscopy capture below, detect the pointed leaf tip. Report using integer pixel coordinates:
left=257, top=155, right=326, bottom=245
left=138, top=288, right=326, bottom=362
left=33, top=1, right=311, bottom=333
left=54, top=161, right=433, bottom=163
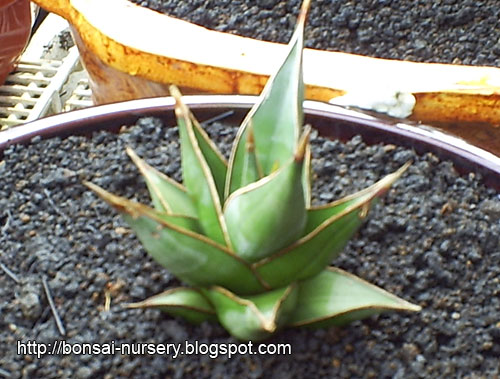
left=126, top=287, right=217, bottom=324
left=289, top=267, right=421, bottom=328
left=374, top=161, right=412, bottom=197
left=169, top=84, right=182, bottom=103
left=125, top=147, right=198, bottom=217
left=84, top=180, right=136, bottom=216
left=297, top=0, right=311, bottom=26
left=172, top=84, right=231, bottom=246
left=226, top=0, right=307, bottom=190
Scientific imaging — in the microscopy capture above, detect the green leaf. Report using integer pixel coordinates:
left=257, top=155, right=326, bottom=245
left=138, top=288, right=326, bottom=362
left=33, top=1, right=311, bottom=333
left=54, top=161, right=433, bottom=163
left=302, top=141, right=311, bottom=208
left=305, top=163, right=411, bottom=234
left=84, top=182, right=268, bottom=295
left=126, top=147, right=197, bottom=217
left=127, top=287, right=217, bottom=324
left=223, top=129, right=310, bottom=262
left=239, top=125, right=262, bottom=186
left=177, top=91, right=228, bottom=201
left=171, top=86, right=231, bottom=247
left=255, top=203, right=362, bottom=288
left=202, top=283, right=298, bottom=341
left=227, top=123, right=262, bottom=194
left=153, top=211, right=202, bottom=234
left=254, top=164, right=410, bottom=288
left=225, top=0, right=310, bottom=196
left=288, top=267, right=421, bottom=328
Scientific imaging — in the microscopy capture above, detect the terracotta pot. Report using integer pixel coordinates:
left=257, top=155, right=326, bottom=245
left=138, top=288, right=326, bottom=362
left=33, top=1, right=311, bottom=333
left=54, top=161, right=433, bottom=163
left=0, top=0, right=31, bottom=86
left=1, top=96, right=499, bottom=190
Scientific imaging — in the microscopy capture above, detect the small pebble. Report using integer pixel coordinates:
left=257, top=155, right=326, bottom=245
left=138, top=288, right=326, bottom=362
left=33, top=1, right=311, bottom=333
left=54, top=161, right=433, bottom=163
left=19, top=293, right=42, bottom=320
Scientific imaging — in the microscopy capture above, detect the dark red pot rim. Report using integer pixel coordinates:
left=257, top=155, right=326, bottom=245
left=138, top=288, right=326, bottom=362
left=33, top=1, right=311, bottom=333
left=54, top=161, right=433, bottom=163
left=1, top=95, right=499, bottom=190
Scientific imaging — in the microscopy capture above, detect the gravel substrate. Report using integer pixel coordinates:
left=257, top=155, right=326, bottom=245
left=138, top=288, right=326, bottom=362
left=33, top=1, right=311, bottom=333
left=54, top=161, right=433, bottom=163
left=132, top=0, right=500, bottom=67
left=1, top=116, right=499, bottom=378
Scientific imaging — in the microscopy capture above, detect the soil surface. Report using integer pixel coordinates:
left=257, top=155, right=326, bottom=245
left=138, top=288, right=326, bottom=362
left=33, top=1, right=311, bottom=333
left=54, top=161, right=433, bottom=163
left=132, top=0, right=500, bottom=67
left=1, top=116, right=499, bottom=378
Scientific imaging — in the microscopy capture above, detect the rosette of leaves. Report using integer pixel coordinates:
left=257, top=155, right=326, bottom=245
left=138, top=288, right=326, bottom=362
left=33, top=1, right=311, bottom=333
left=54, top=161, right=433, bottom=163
left=85, top=0, right=420, bottom=341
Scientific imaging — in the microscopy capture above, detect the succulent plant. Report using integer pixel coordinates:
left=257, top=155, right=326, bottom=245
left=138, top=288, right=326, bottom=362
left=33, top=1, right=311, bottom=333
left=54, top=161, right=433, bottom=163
left=85, top=0, right=420, bottom=341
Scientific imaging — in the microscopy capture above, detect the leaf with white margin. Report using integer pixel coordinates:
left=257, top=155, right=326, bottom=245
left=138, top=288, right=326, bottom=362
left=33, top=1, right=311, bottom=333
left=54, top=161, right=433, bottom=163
left=127, top=287, right=217, bottom=324
left=126, top=147, right=197, bottom=217
left=84, top=182, right=269, bottom=295
left=172, top=86, right=231, bottom=247
left=224, top=128, right=310, bottom=262
left=254, top=163, right=411, bottom=288
left=202, top=283, right=298, bottom=341
left=225, top=0, right=310, bottom=196
left=288, top=267, right=421, bottom=328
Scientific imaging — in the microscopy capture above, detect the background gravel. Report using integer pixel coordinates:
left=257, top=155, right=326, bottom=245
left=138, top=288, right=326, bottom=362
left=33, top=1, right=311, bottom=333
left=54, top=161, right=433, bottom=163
left=1, top=116, right=499, bottom=378
left=132, top=0, right=500, bottom=66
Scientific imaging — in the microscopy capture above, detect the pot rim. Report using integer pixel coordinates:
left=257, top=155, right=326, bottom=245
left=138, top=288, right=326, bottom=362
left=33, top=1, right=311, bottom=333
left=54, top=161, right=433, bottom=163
left=1, top=95, right=499, bottom=189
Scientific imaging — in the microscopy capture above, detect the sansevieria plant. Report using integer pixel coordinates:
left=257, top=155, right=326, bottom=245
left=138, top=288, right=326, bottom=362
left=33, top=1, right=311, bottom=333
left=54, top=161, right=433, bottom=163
left=85, top=0, right=420, bottom=341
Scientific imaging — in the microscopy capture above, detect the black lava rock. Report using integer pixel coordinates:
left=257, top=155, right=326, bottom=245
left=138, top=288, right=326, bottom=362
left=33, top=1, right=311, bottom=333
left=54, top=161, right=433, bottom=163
left=131, top=0, right=500, bottom=67
left=0, top=116, right=499, bottom=377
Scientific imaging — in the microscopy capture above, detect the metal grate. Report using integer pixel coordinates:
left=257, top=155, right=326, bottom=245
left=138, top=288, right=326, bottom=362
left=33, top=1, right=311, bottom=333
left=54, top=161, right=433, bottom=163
left=0, top=47, right=85, bottom=130
left=64, top=77, right=92, bottom=112
left=0, top=60, right=59, bottom=129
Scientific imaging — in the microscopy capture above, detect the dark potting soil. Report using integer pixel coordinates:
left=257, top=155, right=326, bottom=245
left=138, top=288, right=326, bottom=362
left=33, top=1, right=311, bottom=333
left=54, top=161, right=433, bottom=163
left=1, top=116, right=500, bottom=378
left=132, top=0, right=500, bottom=67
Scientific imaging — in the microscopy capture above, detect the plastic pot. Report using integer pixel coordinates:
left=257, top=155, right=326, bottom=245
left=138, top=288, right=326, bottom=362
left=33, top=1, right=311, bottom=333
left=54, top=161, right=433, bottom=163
left=31, top=0, right=500, bottom=134
left=1, top=96, right=499, bottom=190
